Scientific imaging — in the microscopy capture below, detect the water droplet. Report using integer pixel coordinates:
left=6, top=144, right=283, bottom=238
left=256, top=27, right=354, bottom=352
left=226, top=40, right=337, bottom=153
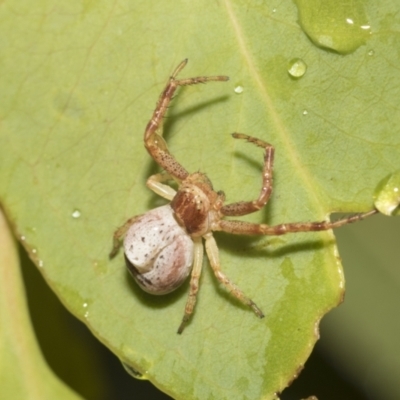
left=368, top=49, right=374, bottom=56
left=71, top=209, right=81, bottom=219
left=82, top=302, right=90, bottom=318
left=272, top=8, right=277, bottom=13
left=287, top=58, right=307, bottom=79
left=234, top=85, right=244, bottom=94
left=294, top=0, right=371, bottom=54
left=374, top=171, right=400, bottom=216
left=20, top=235, right=26, bottom=241
left=121, top=361, right=148, bottom=380
left=38, top=260, right=44, bottom=268
left=32, top=248, right=37, bottom=254
left=302, top=110, right=308, bottom=115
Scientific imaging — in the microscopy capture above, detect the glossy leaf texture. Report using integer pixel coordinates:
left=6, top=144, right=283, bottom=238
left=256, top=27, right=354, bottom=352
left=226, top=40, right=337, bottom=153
left=0, top=1, right=399, bottom=399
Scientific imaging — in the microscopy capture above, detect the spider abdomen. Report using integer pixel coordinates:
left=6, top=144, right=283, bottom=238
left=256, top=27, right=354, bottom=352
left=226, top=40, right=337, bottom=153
left=123, top=205, right=194, bottom=295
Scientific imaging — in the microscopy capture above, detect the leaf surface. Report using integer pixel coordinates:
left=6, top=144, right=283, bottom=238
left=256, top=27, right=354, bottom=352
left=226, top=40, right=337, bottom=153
left=0, top=1, right=399, bottom=399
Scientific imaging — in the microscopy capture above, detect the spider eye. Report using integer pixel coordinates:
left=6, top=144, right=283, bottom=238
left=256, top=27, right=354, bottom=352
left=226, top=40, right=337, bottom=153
left=123, top=205, right=194, bottom=295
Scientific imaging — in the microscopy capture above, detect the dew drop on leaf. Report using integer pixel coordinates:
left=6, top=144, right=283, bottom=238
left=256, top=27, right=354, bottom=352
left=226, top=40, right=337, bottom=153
left=71, top=209, right=81, bottom=218
left=374, top=171, right=400, bottom=216
left=121, top=361, right=148, bottom=380
left=82, top=302, right=90, bottom=318
left=288, top=58, right=307, bottom=78
left=234, top=85, right=244, bottom=94
left=294, top=0, right=371, bottom=54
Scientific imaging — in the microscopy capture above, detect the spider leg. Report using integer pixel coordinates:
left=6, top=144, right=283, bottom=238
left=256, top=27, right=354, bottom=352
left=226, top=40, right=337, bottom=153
left=217, top=209, right=378, bottom=236
left=146, top=173, right=177, bottom=200
left=144, top=59, right=229, bottom=181
left=178, top=237, right=204, bottom=334
left=221, top=133, right=275, bottom=216
left=203, top=233, right=264, bottom=318
left=109, top=215, right=142, bottom=258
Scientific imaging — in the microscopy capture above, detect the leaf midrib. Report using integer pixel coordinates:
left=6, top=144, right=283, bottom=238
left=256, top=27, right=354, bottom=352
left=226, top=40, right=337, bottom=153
left=223, top=0, right=326, bottom=215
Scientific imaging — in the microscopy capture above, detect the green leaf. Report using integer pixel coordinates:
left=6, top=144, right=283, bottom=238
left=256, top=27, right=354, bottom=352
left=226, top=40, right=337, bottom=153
left=0, top=1, right=398, bottom=399
left=0, top=209, right=81, bottom=399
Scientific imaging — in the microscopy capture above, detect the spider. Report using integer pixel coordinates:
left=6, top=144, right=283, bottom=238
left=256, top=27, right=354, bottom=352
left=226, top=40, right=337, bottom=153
left=110, top=59, right=377, bottom=334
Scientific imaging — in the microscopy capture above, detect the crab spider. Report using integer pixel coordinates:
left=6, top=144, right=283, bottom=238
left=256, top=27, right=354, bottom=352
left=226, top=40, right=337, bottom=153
left=110, top=59, right=377, bottom=334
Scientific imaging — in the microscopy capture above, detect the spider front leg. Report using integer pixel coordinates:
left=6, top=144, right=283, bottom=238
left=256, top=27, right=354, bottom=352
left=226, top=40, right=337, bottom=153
left=144, top=59, right=229, bottom=181
left=146, top=172, right=177, bottom=201
left=221, top=133, right=275, bottom=217
left=203, top=232, right=264, bottom=319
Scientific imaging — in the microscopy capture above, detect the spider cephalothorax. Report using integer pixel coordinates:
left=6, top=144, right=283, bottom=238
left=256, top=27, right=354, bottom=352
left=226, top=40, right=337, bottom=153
left=110, top=59, right=377, bottom=333
left=170, top=172, right=224, bottom=236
